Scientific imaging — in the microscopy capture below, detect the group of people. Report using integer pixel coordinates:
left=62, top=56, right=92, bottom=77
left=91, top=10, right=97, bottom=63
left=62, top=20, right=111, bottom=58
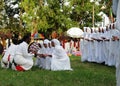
left=80, top=23, right=120, bottom=68
left=35, top=39, right=72, bottom=71
left=1, top=32, right=72, bottom=71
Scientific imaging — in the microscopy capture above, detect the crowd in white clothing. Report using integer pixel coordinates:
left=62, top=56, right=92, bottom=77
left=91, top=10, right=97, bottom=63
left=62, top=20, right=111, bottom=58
left=80, top=23, right=120, bottom=68
left=35, top=39, right=72, bottom=71
left=1, top=33, right=72, bottom=71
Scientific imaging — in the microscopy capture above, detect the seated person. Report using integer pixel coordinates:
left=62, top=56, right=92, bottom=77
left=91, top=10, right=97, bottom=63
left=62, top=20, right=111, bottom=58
left=13, top=32, right=35, bottom=71
left=51, top=39, right=72, bottom=71
left=1, top=33, right=19, bottom=69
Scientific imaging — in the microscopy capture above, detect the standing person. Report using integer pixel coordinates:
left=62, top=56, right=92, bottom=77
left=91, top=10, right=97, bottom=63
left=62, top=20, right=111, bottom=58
left=81, top=27, right=89, bottom=62
left=80, top=28, right=84, bottom=61
left=92, top=28, right=100, bottom=63
left=111, top=23, right=120, bottom=67
left=103, top=26, right=111, bottom=65
left=88, top=28, right=95, bottom=62
left=112, top=0, right=120, bottom=85
left=13, top=32, right=35, bottom=71
left=50, top=39, right=72, bottom=71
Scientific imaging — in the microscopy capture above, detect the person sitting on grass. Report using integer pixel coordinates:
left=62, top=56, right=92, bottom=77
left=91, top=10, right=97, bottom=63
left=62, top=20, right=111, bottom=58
left=1, top=33, right=19, bottom=69
left=12, top=32, right=35, bottom=71
left=50, top=39, right=72, bottom=71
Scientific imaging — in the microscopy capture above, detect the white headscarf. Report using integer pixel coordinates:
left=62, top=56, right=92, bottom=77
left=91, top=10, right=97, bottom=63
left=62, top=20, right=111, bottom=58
left=43, top=39, right=50, bottom=45
left=51, top=39, right=60, bottom=46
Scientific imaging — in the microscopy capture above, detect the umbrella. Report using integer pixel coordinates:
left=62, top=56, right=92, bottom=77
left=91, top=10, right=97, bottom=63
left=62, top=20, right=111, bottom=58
left=31, top=32, right=44, bottom=39
left=67, top=27, right=83, bottom=38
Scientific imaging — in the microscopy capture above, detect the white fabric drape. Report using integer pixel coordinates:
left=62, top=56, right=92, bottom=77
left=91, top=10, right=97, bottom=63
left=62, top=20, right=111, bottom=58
left=51, top=39, right=72, bottom=71
left=14, top=42, right=34, bottom=70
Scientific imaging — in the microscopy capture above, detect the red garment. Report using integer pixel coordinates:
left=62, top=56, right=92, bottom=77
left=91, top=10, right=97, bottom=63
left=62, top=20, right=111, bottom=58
left=16, top=65, right=25, bottom=71
left=8, top=54, right=10, bottom=61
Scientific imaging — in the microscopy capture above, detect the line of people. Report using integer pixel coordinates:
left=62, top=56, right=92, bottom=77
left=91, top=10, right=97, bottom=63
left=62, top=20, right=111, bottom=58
left=80, top=23, right=120, bottom=68
left=1, top=32, right=72, bottom=71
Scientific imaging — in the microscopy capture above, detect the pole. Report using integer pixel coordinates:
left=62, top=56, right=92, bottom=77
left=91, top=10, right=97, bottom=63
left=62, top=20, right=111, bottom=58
left=92, top=4, right=95, bottom=28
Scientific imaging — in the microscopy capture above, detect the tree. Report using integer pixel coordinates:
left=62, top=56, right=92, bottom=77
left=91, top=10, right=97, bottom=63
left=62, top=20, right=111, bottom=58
left=0, top=0, right=7, bottom=29
left=70, top=0, right=102, bottom=27
left=1, top=0, right=107, bottom=38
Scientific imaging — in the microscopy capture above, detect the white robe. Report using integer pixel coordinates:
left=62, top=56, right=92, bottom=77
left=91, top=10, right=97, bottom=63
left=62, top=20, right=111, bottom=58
left=108, top=29, right=116, bottom=66
left=45, top=47, right=52, bottom=70
left=35, top=46, right=44, bottom=68
left=111, top=29, right=120, bottom=67
left=87, top=32, right=92, bottom=62
left=93, top=32, right=100, bottom=63
left=116, top=0, right=120, bottom=31
left=14, top=41, right=34, bottom=70
left=1, top=44, right=17, bottom=68
left=51, top=39, right=72, bottom=71
left=116, top=32, right=120, bottom=86
left=81, top=31, right=89, bottom=62
left=98, top=31, right=104, bottom=63
left=103, top=30, right=111, bottom=65
left=113, top=0, right=120, bottom=85
left=90, top=31, right=96, bottom=62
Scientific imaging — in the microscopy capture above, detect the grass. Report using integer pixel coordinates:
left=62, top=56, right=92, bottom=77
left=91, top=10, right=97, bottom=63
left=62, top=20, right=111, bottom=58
left=0, top=55, right=116, bottom=86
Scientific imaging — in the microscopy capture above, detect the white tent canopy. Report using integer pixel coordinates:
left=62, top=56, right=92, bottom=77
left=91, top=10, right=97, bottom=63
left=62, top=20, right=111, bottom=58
left=67, top=27, right=83, bottom=38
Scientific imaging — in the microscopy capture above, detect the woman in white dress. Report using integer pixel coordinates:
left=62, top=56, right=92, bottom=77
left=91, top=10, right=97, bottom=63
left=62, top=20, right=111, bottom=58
left=43, top=39, right=52, bottom=70
left=50, top=39, right=72, bottom=71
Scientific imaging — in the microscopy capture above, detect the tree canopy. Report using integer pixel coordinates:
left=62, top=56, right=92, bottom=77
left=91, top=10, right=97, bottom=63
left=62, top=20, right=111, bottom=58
left=0, top=0, right=111, bottom=38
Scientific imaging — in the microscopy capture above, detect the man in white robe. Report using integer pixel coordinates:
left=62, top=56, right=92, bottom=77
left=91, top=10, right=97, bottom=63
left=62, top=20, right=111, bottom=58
left=1, top=34, right=19, bottom=69
left=92, top=28, right=100, bottom=63
left=103, top=26, right=111, bottom=65
left=107, top=24, right=116, bottom=66
left=13, top=32, right=34, bottom=71
left=51, top=39, right=72, bottom=71
left=90, top=28, right=96, bottom=62
left=81, top=27, right=90, bottom=62
left=1, top=42, right=18, bottom=68
left=112, top=1, right=120, bottom=85
left=87, top=28, right=94, bottom=62
left=108, top=24, right=120, bottom=67
left=80, top=27, right=86, bottom=62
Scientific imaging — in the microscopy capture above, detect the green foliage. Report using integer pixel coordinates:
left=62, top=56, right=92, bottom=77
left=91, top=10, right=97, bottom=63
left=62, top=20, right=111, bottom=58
left=20, top=0, right=102, bottom=36
left=0, top=0, right=102, bottom=36
left=0, top=0, right=7, bottom=29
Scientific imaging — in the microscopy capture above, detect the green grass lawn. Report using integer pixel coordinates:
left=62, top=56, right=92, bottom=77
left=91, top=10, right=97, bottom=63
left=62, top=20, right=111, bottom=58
left=0, top=55, right=116, bottom=86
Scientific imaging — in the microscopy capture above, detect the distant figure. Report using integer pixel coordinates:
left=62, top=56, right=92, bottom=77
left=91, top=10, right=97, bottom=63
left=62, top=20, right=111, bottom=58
left=98, top=11, right=110, bottom=26
left=51, top=39, right=72, bottom=71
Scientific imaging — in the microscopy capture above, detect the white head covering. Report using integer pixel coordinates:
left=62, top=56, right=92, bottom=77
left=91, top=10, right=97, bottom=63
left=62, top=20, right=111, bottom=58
left=51, top=39, right=60, bottom=46
left=43, top=39, right=50, bottom=45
